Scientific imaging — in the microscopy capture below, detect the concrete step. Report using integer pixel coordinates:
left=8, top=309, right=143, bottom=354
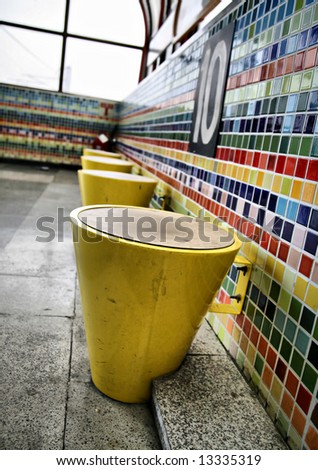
left=152, top=320, right=288, bottom=450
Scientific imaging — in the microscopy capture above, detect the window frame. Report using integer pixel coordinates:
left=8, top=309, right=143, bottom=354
left=0, top=0, right=146, bottom=96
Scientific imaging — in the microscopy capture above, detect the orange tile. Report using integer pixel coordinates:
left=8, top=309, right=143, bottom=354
left=305, top=425, right=318, bottom=450
left=302, top=182, right=316, bottom=203
left=281, top=390, right=294, bottom=418
left=291, top=180, right=303, bottom=199
left=262, top=364, right=273, bottom=390
left=291, top=404, right=306, bottom=436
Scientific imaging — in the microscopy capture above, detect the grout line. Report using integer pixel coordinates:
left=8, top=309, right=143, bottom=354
left=62, top=273, right=77, bottom=450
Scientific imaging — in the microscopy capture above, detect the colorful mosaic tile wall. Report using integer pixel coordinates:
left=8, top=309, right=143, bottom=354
left=0, top=84, right=119, bottom=165
left=117, top=0, right=318, bottom=449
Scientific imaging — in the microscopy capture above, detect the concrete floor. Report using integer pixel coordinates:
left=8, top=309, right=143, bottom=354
left=0, top=162, right=161, bottom=450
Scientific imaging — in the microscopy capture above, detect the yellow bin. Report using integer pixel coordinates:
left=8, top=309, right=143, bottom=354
left=83, top=149, right=122, bottom=158
left=78, top=170, right=157, bottom=206
left=81, top=155, right=133, bottom=172
left=71, top=206, right=241, bottom=403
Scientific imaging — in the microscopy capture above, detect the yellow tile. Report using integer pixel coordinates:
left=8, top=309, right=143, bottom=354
left=243, top=168, right=250, bottom=182
left=271, top=376, right=283, bottom=404
left=265, top=253, right=275, bottom=276
left=247, top=343, right=256, bottom=365
left=302, top=182, right=316, bottom=204
left=249, top=169, right=257, bottom=185
left=236, top=166, right=244, bottom=181
left=306, top=284, right=318, bottom=311
left=294, top=275, right=308, bottom=301
left=291, top=180, right=303, bottom=199
left=274, top=260, right=285, bottom=284
left=272, top=175, right=282, bottom=193
left=314, top=186, right=318, bottom=205
left=256, top=171, right=264, bottom=187
left=263, top=173, right=273, bottom=190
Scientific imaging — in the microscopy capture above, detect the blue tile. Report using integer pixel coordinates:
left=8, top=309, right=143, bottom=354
left=282, top=221, right=294, bottom=242
left=304, top=231, right=318, bottom=256
left=297, top=204, right=311, bottom=226
left=287, top=95, right=298, bottom=112
left=309, top=25, right=318, bottom=46
left=309, top=209, right=318, bottom=232
left=309, top=91, right=318, bottom=111
left=243, top=202, right=250, bottom=217
left=273, top=216, right=283, bottom=236
left=268, top=194, right=278, bottom=212
left=286, top=200, right=298, bottom=221
left=277, top=197, right=288, bottom=216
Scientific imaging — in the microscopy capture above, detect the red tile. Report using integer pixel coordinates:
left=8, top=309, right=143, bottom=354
left=294, top=51, right=305, bottom=71
left=275, top=358, right=287, bottom=382
left=250, top=326, right=260, bottom=347
left=285, top=157, right=297, bottom=176
left=260, top=65, right=268, bottom=81
left=296, top=383, right=312, bottom=414
left=276, top=58, right=285, bottom=76
left=266, top=346, right=277, bottom=370
left=307, top=159, right=318, bottom=181
left=269, top=237, right=279, bottom=256
left=258, top=335, right=268, bottom=358
left=260, top=231, right=270, bottom=250
left=267, top=154, right=276, bottom=171
left=285, top=55, right=294, bottom=74
left=295, top=158, right=308, bottom=178
left=259, top=152, right=268, bottom=169
left=278, top=241, right=289, bottom=263
left=276, top=155, right=286, bottom=174
left=286, top=370, right=299, bottom=397
left=305, top=47, right=317, bottom=69
left=299, top=254, right=313, bottom=277
left=243, top=317, right=252, bottom=337
left=268, top=61, right=277, bottom=79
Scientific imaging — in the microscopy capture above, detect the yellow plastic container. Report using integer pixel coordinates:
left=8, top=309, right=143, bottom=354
left=81, top=156, right=133, bottom=172
left=78, top=170, right=157, bottom=206
left=83, top=149, right=122, bottom=158
left=71, top=206, right=241, bottom=403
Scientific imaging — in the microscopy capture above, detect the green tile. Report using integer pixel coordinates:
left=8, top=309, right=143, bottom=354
left=261, top=273, right=271, bottom=295
left=255, top=135, right=264, bottom=150
left=254, top=308, right=263, bottom=330
left=270, top=135, right=280, bottom=153
left=295, top=329, right=309, bottom=355
left=262, top=317, right=272, bottom=339
left=282, top=76, right=291, bottom=94
left=302, top=8, right=312, bottom=27
left=270, top=280, right=281, bottom=302
left=274, top=308, right=286, bottom=332
left=301, top=70, right=313, bottom=90
left=300, top=306, right=315, bottom=334
left=300, top=136, right=312, bottom=156
left=281, top=177, right=292, bottom=196
left=290, top=73, right=302, bottom=92
left=279, top=136, right=289, bottom=154
left=290, top=12, right=301, bottom=32
left=280, top=338, right=292, bottom=362
left=263, top=135, right=271, bottom=151
left=254, top=353, right=264, bottom=375
left=278, top=289, right=291, bottom=312
left=289, top=297, right=302, bottom=322
left=247, top=301, right=256, bottom=321
left=282, top=19, right=290, bottom=37
left=270, top=327, right=282, bottom=351
left=313, top=69, right=318, bottom=88
left=313, top=317, right=318, bottom=341
left=301, top=363, right=317, bottom=393
left=315, top=3, right=318, bottom=22
left=295, top=0, right=304, bottom=11
left=284, top=318, right=297, bottom=342
left=289, top=136, right=301, bottom=155
left=291, top=349, right=304, bottom=377
left=311, top=137, right=318, bottom=157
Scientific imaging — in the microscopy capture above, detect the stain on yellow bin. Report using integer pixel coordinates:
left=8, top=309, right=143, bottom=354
left=71, top=206, right=242, bottom=403
left=83, top=149, right=123, bottom=158
left=78, top=170, right=157, bottom=206
left=81, top=155, right=133, bottom=172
